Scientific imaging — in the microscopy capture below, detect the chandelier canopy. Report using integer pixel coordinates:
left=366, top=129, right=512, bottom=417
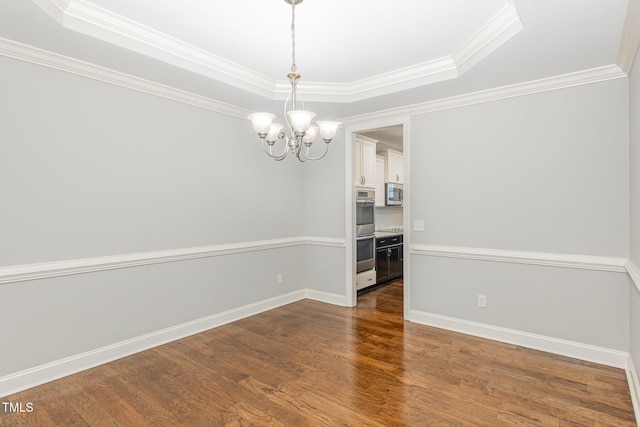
left=248, top=0, right=341, bottom=162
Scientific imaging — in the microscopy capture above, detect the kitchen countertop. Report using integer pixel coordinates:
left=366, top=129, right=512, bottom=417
left=374, top=230, right=404, bottom=238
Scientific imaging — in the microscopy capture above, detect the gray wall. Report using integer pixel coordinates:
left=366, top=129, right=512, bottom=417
left=0, top=249, right=305, bottom=376
left=304, top=131, right=346, bottom=240
left=0, top=55, right=308, bottom=376
left=304, top=132, right=347, bottom=295
left=630, top=38, right=640, bottom=380
left=409, top=79, right=630, bottom=350
left=1, top=28, right=637, bottom=394
left=0, top=58, right=305, bottom=265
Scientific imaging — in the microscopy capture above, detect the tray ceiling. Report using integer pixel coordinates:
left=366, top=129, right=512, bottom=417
left=0, top=0, right=633, bottom=116
left=29, top=0, right=523, bottom=102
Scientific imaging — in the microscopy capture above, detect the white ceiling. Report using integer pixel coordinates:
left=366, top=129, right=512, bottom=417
left=0, top=0, right=633, bottom=120
left=360, top=126, right=405, bottom=152
left=24, top=0, right=524, bottom=102
left=82, top=0, right=509, bottom=82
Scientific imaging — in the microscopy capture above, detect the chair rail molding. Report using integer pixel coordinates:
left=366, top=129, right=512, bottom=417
left=626, top=259, right=640, bottom=293
left=0, top=236, right=345, bottom=285
left=411, top=244, right=628, bottom=272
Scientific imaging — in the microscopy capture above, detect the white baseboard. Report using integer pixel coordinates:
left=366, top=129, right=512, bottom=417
left=305, top=289, right=347, bottom=306
left=0, top=289, right=308, bottom=398
left=627, top=355, right=640, bottom=425
left=408, top=309, right=629, bottom=369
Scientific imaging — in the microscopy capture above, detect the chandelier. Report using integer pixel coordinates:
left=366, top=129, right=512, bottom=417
left=248, top=0, right=341, bottom=162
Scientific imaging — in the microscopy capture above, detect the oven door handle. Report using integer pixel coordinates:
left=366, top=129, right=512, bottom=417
left=356, top=235, right=375, bottom=241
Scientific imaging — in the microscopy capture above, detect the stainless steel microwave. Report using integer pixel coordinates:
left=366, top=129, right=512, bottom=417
left=386, top=183, right=403, bottom=206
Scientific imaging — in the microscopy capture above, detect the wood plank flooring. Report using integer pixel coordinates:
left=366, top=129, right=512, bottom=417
left=1, top=281, right=636, bottom=426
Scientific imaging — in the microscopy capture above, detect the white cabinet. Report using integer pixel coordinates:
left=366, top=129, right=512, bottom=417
left=375, top=156, right=386, bottom=207
left=354, top=137, right=377, bottom=188
left=379, top=149, right=403, bottom=184
left=388, top=151, right=403, bottom=184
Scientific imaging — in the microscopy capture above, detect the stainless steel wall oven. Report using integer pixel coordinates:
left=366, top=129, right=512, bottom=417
left=355, top=188, right=375, bottom=273
left=356, top=235, right=375, bottom=273
left=356, top=188, right=375, bottom=236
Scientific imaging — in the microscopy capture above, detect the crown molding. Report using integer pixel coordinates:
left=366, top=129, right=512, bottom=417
left=0, top=37, right=251, bottom=119
left=31, top=0, right=521, bottom=103
left=278, top=57, right=460, bottom=103
left=32, top=0, right=277, bottom=98
left=617, top=0, right=640, bottom=74
left=341, top=105, right=413, bottom=127
left=30, top=0, right=69, bottom=22
left=452, top=0, right=522, bottom=75
left=278, top=1, right=522, bottom=103
left=411, top=64, right=626, bottom=116
left=2, top=35, right=619, bottom=126
left=340, top=64, right=626, bottom=124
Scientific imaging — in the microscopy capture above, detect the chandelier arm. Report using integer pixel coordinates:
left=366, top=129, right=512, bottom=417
left=273, top=152, right=288, bottom=161
left=269, top=144, right=289, bottom=161
left=284, top=88, right=292, bottom=132
left=295, top=79, right=304, bottom=111
left=300, top=142, right=330, bottom=161
left=285, top=75, right=305, bottom=126
left=289, top=74, right=303, bottom=111
left=262, top=137, right=289, bottom=160
left=295, top=148, right=307, bottom=162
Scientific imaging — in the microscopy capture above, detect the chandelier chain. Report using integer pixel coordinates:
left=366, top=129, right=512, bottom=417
left=290, top=1, right=297, bottom=73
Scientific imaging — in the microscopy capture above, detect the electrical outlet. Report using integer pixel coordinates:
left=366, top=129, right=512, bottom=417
left=413, top=220, right=425, bottom=232
left=477, top=294, right=487, bottom=308
left=276, top=273, right=283, bottom=284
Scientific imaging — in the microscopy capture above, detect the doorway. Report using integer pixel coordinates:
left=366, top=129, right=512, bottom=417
left=350, top=124, right=407, bottom=308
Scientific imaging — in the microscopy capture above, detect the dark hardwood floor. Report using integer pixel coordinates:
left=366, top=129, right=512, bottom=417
left=1, top=281, right=636, bottom=426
